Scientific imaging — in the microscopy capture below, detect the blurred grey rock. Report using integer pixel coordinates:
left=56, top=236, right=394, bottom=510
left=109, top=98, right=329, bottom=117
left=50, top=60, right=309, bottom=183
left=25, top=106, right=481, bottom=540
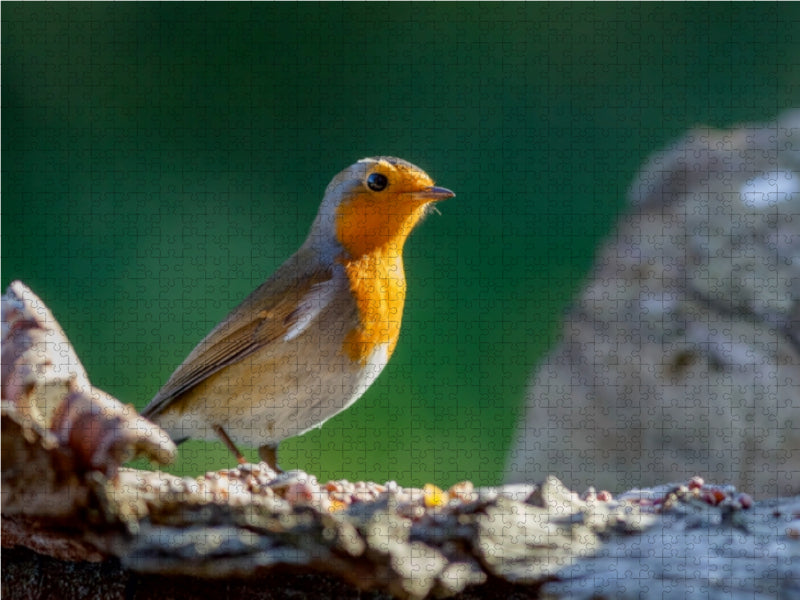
left=506, top=111, right=800, bottom=497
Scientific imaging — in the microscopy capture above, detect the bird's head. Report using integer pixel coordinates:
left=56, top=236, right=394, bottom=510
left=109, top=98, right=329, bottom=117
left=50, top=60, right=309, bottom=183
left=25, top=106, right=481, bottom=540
left=308, top=157, right=454, bottom=259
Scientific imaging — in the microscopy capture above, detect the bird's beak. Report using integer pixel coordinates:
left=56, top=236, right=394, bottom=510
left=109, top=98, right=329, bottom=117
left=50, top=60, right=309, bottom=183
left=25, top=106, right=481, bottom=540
left=416, top=186, right=455, bottom=201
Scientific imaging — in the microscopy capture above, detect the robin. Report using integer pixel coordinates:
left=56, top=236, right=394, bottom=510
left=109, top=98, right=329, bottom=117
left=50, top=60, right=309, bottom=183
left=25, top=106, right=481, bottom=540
left=142, top=157, right=454, bottom=470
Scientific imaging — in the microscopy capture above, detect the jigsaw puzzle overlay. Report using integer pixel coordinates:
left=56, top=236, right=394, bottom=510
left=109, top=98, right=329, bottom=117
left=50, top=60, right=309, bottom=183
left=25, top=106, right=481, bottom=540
left=5, top=3, right=797, bottom=488
left=4, top=3, right=800, bottom=599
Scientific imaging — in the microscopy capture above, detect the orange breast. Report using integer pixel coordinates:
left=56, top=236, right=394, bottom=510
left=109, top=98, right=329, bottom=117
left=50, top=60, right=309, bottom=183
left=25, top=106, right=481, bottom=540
left=339, top=248, right=406, bottom=365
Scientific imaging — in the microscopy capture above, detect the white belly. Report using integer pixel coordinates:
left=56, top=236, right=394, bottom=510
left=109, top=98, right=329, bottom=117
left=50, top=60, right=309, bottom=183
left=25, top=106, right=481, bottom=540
left=156, top=342, right=390, bottom=447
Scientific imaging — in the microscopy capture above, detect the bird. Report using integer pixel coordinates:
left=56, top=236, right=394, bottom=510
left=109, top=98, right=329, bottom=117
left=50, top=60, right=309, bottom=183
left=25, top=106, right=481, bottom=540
left=142, top=156, right=454, bottom=470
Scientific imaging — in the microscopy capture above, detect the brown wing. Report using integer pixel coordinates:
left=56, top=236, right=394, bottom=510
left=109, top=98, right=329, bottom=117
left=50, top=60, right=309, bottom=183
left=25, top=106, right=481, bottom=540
left=142, top=249, right=335, bottom=419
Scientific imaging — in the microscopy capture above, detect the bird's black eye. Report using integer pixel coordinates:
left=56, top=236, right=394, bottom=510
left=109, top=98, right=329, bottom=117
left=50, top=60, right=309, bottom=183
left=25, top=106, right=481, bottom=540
left=367, top=172, right=388, bottom=192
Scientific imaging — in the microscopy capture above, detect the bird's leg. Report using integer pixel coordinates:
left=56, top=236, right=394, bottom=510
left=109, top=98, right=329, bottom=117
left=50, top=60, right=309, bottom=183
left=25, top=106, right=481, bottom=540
left=258, top=444, right=281, bottom=472
left=212, top=424, right=246, bottom=465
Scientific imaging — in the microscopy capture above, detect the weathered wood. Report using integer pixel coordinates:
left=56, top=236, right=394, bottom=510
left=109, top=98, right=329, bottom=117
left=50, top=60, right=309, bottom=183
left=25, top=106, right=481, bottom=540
left=3, top=387, right=798, bottom=599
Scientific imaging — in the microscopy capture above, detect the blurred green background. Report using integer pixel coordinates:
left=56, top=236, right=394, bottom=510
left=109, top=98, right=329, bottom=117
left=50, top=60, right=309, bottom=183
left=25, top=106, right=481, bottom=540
left=4, top=3, right=798, bottom=487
